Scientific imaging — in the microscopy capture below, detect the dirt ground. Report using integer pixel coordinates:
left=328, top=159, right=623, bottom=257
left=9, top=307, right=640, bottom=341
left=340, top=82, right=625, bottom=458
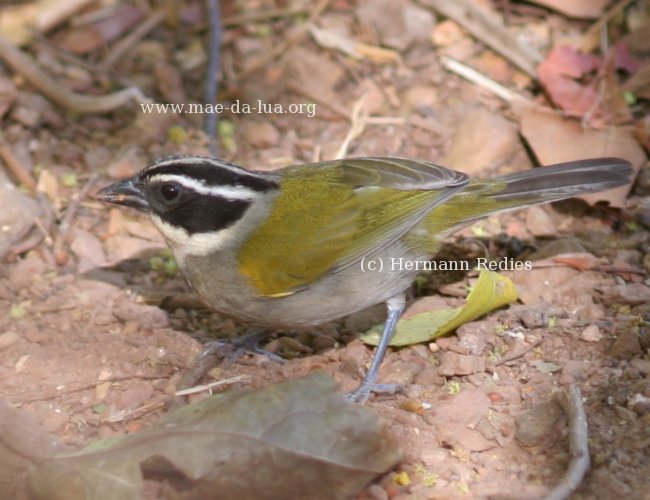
left=0, top=0, right=649, bottom=498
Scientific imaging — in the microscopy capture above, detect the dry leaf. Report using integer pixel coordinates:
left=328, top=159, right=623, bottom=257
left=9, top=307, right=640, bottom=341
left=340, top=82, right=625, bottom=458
left=362, top=271, right=518, bottom=346
left=29, top=374, right=400, bottom=500
left=526, top=0, right=609, bottom=19
left=519, top=108, right=643, bottom=207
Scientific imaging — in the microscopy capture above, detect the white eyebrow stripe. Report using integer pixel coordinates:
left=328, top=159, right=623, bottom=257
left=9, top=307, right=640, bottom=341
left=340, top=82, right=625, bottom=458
left=149, top=174, right=258, bottom=200
left=148, top=156, right=268, bottom=181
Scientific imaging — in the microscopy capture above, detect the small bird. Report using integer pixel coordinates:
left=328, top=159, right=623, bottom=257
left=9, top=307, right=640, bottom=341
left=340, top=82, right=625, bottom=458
left=96, top=155, right=632, bottom=402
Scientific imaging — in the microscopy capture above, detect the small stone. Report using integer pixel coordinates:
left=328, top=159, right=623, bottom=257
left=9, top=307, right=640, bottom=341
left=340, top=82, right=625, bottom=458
left=0, top=331, right=19, bottom=350
left=610, top=329, right=642, bottom=359
left=630, top=359, right=650, bottom=376
left=7, top=253, right=49, bottom=290
left=515, top=400, right=564, bottom=448
left=367, top=484, right=389, bottom=500
left=115, top=384, right=154, bottom=410
left=602, top=284, right=650, bottom=306
left=381, top=360, right=423, bottom=385
left=627, top=393, right=650, bottom=416
left=559, top=360, right=590, bottom=385
left=438, top=352, right=486, bottom=376
left=581, top=324, right=604, bottom=342
left=112, top=302, right=169, bottom=328
left=526, top=206, right=557, bottom=237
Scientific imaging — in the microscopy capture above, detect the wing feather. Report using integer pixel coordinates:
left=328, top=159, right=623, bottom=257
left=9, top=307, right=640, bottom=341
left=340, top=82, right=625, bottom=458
left=237, top=158, right=468, bottom=296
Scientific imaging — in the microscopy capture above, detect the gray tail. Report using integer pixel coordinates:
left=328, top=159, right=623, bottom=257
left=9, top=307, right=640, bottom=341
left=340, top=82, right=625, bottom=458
left=488, top=157, right=633, bottom=204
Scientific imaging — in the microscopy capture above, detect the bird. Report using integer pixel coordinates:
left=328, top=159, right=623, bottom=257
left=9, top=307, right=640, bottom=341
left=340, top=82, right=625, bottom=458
left=96, top=155, right=632, bottom=402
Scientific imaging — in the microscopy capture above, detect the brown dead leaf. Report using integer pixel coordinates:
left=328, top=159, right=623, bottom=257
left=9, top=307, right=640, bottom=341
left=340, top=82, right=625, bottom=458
left=525, top=0, right=608, bottom=19
left=0, top=0, right=95, bottom=45
left=0, top=400, right=68, bottom=499
left=443, top=107, right=519, bottom=175
left=56, top=5, right=144, bottom=55
left=519, top=108, right=643, bottom=207
left=356, top=0, right=433, bottom=51
left=29, top=374, right=401, bottom=500
left=537, top=45, right=639, bottom=127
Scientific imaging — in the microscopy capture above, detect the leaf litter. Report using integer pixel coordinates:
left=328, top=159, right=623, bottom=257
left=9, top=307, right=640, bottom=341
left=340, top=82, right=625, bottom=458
left=0, top=0, right=648, bottom=498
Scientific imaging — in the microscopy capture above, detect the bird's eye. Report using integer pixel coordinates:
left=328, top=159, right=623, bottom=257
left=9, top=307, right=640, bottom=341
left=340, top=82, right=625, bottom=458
left=160, top=183, right=180, bottom=201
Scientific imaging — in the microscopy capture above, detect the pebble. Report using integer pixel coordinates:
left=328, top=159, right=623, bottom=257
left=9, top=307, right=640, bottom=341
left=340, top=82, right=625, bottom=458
left=438, top=352, right=486, bottom=376
left=559, top=360, right=590, bottom=384
left=581, top=324, right=604, bottom=342
left=0, top=331, right=19, bottom=350
left=610, top=329, right=642, bottom=359
left=515, top=400, right=564, bottom=448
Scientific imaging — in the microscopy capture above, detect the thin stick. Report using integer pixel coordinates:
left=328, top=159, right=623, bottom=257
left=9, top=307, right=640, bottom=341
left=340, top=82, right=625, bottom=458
left=493, top=337, right=542, bottom=366
left=335, top=94, right=368, bottom=159
left=441, top=56, right=531, bottom=104
left=204, top=0, right=222, bottom=156
left=419, top=0, right=541, bottom=77
left=8, top=374, right=170, bottom=404
left=544, top=386, right=590, bottom=500
left=223, top=6, right=307, bottom=26
left=101, top=9, right=166, bottom=69
left=580, top=0, right=635, bottom=53
left=175, top=374, right=251, bottom=396
left=0, top=140, right=37, bottom=193
left=0, top=33, right=147, bottom=113
left=53, top=174, right=99, bottom=257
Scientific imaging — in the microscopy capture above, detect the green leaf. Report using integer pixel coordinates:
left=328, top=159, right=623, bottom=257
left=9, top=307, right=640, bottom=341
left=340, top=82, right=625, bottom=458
left=61, top=172, right=78, bottom=188
left=9, top=304, right=26, bottom=319
left=361, top=270, right=518, bottom=346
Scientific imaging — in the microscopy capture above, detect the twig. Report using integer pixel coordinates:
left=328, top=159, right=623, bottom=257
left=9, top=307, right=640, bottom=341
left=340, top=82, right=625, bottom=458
left=205, top=0, right=222, bottom=157
left=104, top=396, right=167, bottom=423
left=240, top=0, right=332, bottom=78
left=53, top=174, right=99, bottom=260
left=418, top=0, right=541, bottom=77
left=175, top=374, right=251, bottom=396
left=493, top=337, right=542, bottom=366
left=335, top=94, right=368, bottom=159
left=0, top=33, right=148, bottom=113
left=100, top=9, right=166, bottom=69
left=8, top=374, right=170, bottom=404
left=440, top=56, right=531, bottom=104
left=580, top=0, right=636, bottom=53
left=544, top=386, right=590, bottom=500
left=223, top=6, right=307, bottom=26
left=0, top=140, right=37, bottom=193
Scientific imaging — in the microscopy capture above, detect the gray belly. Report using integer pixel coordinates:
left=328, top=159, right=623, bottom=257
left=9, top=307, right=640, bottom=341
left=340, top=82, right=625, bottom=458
left=176, top=242, right=424, bottom=328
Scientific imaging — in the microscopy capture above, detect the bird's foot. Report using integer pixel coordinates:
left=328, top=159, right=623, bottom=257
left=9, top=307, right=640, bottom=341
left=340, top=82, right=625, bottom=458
left=178, top=331, right=284, bottom=391
left=345, top=381, right=404, bottom=404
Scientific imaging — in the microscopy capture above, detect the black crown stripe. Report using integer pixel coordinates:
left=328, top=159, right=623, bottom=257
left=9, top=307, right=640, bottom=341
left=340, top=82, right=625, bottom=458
left=142, top=157, right=279, bottom=192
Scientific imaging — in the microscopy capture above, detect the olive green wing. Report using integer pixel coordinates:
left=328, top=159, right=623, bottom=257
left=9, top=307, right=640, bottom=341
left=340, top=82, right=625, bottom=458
left=237, top=157, right=469, bottom=297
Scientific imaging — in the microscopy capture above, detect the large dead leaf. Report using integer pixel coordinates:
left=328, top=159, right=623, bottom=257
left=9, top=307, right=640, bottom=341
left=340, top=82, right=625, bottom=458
left=442, top=107, right=520, bottom=176
left=526, top=0, right=608, bottom=19
left=0, top=400, right=68, bottom=500
left=29, top=374, right=400, bottom=500
left=362, top=271, right=518, bottom=346
left=519, top=108, right=643, bottom=207
left=537, top=46, right=633, bottom=126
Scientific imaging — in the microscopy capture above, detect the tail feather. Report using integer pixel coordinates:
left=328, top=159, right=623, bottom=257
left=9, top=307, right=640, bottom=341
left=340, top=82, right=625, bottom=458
left=489, top=158, right=633, bottom=203
left=421, top=157, right=633, bottom=242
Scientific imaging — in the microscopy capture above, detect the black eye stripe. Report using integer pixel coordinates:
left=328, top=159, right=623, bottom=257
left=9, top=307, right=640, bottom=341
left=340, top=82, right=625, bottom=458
left=161, top=196, right=251, bottom=235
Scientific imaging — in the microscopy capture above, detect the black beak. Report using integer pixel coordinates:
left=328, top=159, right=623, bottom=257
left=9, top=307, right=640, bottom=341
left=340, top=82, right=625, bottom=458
left=95, top=179, right=149, bottom=210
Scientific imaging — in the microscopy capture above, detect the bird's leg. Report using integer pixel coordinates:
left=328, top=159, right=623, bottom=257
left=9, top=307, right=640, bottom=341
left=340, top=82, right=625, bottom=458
left=347, top=294, right=406, bottom=403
